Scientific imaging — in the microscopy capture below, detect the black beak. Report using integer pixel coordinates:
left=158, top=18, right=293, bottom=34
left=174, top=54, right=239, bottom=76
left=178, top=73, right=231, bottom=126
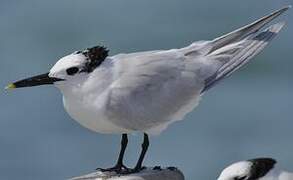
left=6, top=73, right=64, bottom=89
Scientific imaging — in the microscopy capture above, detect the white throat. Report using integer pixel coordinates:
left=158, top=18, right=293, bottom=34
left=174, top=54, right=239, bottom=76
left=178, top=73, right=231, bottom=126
left=54, top=59, right=126, bottom=133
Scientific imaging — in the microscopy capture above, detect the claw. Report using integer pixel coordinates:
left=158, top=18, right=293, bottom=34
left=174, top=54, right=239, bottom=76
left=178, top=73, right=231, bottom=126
left=127, top=166, right=146, bottom=174
left=153, top=166, right=162, bottom=171
left=167, top=166, right=177, bottom=171
left=96, top=164, right=131, bottom=174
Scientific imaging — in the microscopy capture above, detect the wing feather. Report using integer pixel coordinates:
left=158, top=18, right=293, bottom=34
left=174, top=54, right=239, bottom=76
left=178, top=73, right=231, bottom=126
left=199, top=6, right=290, bottom=93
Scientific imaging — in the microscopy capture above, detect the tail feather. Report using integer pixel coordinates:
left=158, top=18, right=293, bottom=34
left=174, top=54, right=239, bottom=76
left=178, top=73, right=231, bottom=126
left=220, top=23, right=285, bottom=76
left=201, top=6, right=290, bottom=93
left=203, top=22, right=286, bottom=93
left=209, top=6, right=290, bottom=53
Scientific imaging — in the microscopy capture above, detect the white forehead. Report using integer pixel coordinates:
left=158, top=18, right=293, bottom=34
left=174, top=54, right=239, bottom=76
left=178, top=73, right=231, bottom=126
left=49, top=53, right=86, bottom=75
left=218, top=161, right=252, bottom=180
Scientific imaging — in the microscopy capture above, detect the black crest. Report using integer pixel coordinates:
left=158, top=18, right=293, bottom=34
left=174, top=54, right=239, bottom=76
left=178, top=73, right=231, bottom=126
left=247, top=158, right=276, bottom=180
left=81, top=46, right=109, bottom=73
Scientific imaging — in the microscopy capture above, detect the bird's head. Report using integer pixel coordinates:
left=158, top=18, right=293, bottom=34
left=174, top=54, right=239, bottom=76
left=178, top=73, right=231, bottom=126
left=217, top=158, right=276, bottom=180
left=6, top=46, right=109, bottom=90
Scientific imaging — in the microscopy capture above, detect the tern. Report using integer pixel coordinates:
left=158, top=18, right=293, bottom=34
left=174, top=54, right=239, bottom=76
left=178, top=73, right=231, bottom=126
left=6, top=6, right=290, bottom=174
left=218, top=158, right=293, bottom=180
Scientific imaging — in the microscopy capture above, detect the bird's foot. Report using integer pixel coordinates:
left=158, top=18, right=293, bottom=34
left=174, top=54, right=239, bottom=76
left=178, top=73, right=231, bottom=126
left=153, top=166, right=162, bottom=171
left=127, top=166, right=147, bottom=174
left=96, top=164, right=147, bottom=175
left=96, top=164, right=131, bottom=174
left=167, top=166, right=178, bottom=171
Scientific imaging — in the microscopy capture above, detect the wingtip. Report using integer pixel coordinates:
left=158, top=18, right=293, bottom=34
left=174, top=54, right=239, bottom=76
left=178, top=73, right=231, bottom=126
left=269, top=21, right=287, bottom=32
left=272, top=5, right=291, bottom=16
left=280, top=5, right=292, bottom=12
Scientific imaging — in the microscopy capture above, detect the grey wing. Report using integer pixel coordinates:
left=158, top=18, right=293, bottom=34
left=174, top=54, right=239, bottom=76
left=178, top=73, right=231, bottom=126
left=108, top=50, right=203, bottom=134
left=184, top=6, right=290, bottom=93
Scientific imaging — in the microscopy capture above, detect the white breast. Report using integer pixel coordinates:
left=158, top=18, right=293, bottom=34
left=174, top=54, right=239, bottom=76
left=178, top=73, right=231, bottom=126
left=58, top=50, right=206, bottom=135
left=63, top=94, right=132, bottom=134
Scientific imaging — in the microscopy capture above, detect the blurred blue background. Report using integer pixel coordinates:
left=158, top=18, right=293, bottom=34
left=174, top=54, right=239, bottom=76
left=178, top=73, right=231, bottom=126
left=0, top=0, right=292, bottom=179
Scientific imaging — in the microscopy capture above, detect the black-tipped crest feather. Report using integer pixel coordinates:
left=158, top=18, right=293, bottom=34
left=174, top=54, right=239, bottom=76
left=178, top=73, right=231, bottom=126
left=82, top=46, right=109, bottom=72
left=247, top=158, right=276, bottom=180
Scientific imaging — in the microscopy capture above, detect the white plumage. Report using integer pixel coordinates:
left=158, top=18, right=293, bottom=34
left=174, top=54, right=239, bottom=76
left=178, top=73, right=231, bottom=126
left=59, top=48, right=204, bottom=134
left=218, top=158, right=293, bottom=180
left=48, top=7, right=289, bottom=135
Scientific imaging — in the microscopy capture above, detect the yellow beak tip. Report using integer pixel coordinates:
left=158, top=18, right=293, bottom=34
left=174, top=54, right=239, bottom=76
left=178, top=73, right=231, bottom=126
left=5, top=83, right=16, bottom=90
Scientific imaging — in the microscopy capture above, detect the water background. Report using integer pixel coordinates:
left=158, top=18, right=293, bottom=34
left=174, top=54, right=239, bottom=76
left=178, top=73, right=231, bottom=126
left=0, top=0, right=292, bottom=179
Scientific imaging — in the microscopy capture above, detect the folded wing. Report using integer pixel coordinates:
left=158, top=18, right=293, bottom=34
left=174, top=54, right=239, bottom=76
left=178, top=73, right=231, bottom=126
left=193, top=6, right=290, bottom=93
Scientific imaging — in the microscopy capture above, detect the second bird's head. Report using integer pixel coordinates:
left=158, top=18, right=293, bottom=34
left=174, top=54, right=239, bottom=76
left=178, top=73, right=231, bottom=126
left=6, top=46, right=109, bottom=90
left=218, top=158, right=277, bottom=180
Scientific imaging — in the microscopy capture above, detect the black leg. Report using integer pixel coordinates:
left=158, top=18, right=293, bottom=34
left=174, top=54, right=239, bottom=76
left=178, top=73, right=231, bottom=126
left=132, top=133, right=149, bottom=172
left=116, top=134, right=128, bottom=167
left=96, top=134, right=130, bottom=173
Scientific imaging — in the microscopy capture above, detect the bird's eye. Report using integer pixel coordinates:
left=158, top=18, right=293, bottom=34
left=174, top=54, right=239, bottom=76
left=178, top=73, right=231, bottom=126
left=66, top=67, right=79, bottom=75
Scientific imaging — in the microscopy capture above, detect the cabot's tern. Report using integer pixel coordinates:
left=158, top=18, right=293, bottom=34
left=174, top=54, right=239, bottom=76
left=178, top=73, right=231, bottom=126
left=6, top=6, right=290, bottom=173
left=218, top=158, right=293, bottom=180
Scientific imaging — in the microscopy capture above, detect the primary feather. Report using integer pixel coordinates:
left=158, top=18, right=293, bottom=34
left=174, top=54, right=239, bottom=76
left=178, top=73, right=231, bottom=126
left=194, top=6, right=290, bottom=92
left=202, top=22, right=285, bottom=92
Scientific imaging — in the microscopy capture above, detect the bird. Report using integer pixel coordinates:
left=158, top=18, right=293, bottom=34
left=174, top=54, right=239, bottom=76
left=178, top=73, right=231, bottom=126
left=6, top=6, right=290, bottom=174
left=217, top=157, right=293, bottom=180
